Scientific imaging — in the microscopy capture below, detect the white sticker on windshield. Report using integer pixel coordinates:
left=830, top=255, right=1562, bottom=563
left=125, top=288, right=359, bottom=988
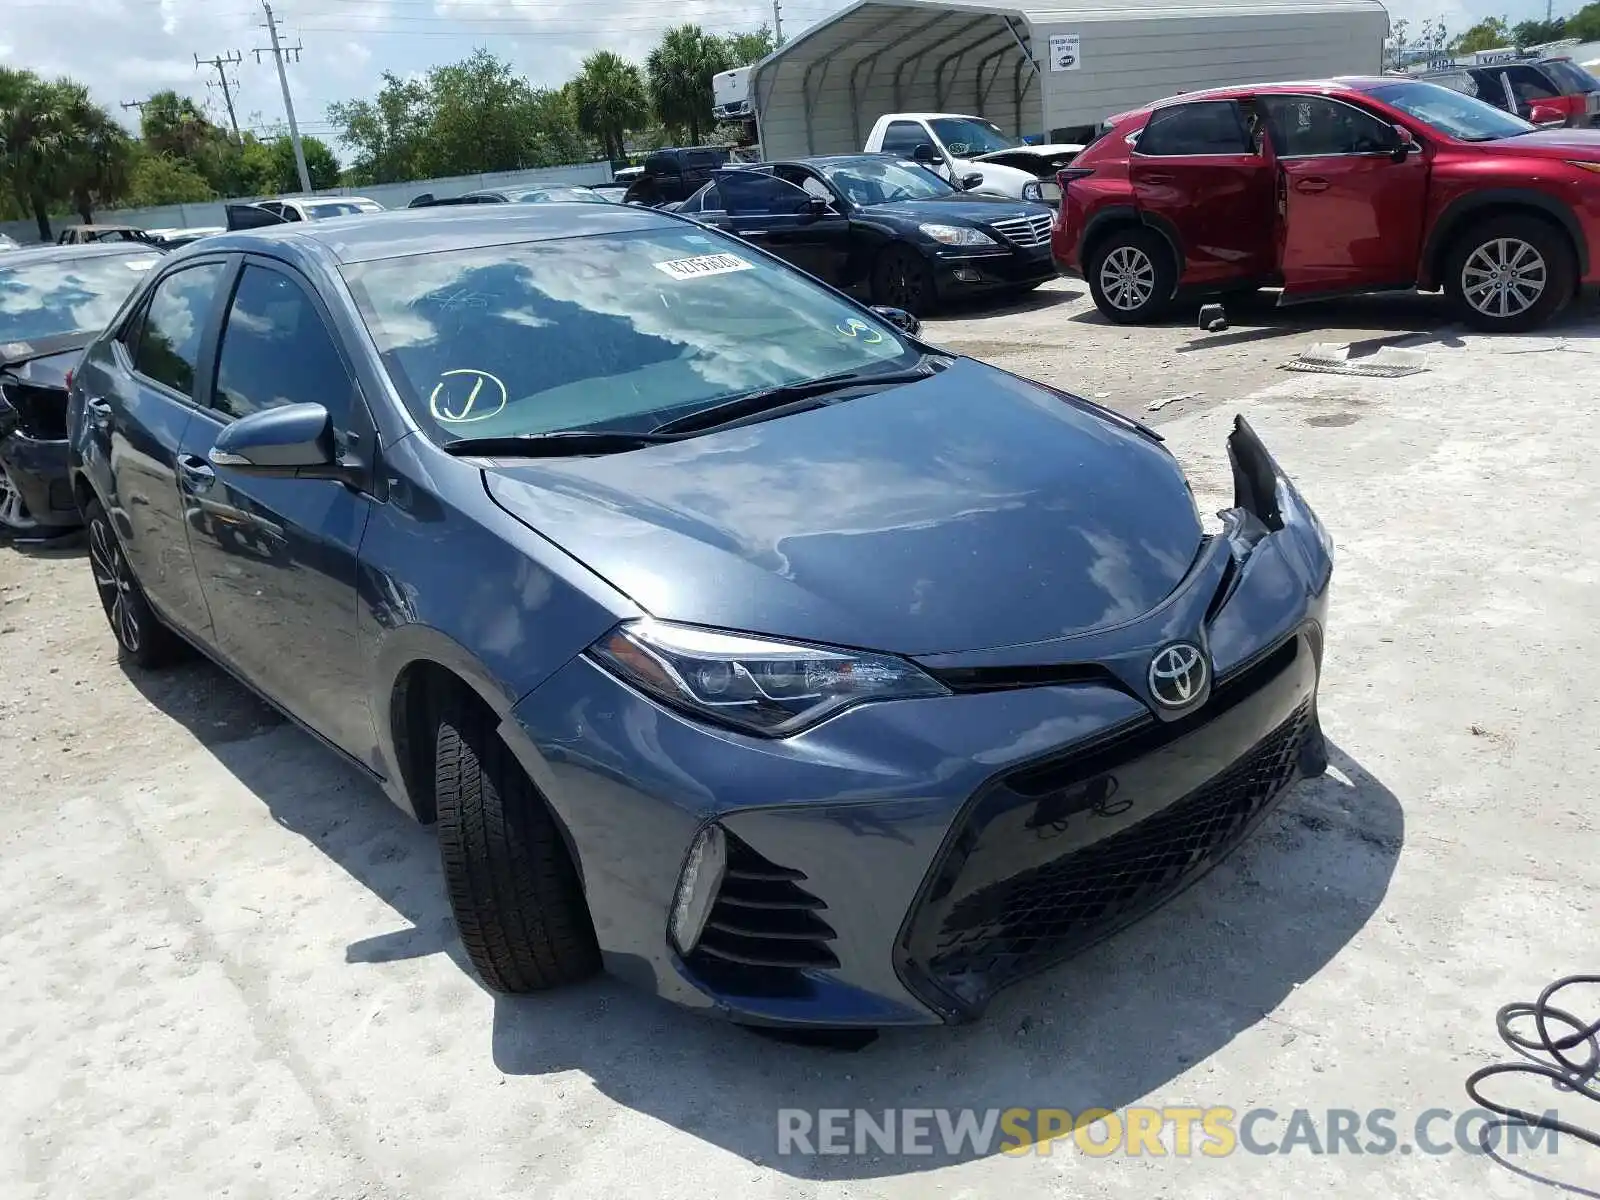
left=125, top=258, right=158, bottom=271
left=653, top=252, right=753, bottom=280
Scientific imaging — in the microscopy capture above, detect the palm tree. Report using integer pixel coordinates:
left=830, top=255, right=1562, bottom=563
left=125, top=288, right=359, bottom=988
left=0, top=69, right=72, bottom=241
left=646, top=25, right=732, bottom=146
left=57, top=84, right=133, bottom=222
left=572, top=52, right=648, bottom=164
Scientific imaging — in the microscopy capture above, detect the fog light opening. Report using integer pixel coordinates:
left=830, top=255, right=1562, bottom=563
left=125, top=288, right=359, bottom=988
left=953, top=267, right=982, bottom=283
left=670, top=823, right=727, bottom=955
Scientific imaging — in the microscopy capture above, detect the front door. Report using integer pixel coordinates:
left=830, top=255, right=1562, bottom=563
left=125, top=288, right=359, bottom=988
left=99, top=257, right=233, bottom=640
left=1127, top=99, right=1278, bottom=287
left=1259, top=94, right=1430, bottom=300
left=709, top=169, right=851, bottom=285
left=176, top=258, right=378, bottom=762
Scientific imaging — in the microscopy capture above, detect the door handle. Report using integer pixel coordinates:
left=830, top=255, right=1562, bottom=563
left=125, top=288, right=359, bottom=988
left=741, top=229, right=770, bottom=237
left=1294, top=177, right=1331, bottom=194
left=84, top=396, right=112, bottom=415
left=1141, top=173, right=1174, bottom=184
left=177, top=453, right=215, bottom=492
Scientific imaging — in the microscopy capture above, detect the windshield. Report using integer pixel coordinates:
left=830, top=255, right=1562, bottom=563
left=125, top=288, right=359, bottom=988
left=0, top=252, right=159, bottom=342
left=303, top=201, right=382, bottom=219
left=1542, top=58, right=1600, bottom=93
left=510, top=188, right=608, bottom=204
left=1367, top=80, right=1537, bottom=140
left=343, top=226, right=915, bottom=443
left=821, top=159, right=955, bottom=205
left=928, top=116, right=1021, bottom=156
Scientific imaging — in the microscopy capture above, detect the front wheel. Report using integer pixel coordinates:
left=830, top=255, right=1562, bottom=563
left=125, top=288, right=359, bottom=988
left=0, top=464, right=40, bottom=536
left=871, top=245, right=937, bottom=316
left=83, top=496, right=185, bottom=669
left=434, top=691, right=600, bottom=994
left=1085, top=228, right=1175, bottom=324
left=1444, top=215, right=1574, bottom=332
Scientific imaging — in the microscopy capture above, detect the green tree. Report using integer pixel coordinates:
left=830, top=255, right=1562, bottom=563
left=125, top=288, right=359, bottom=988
left=572, top=51, right=649, bottom=164
left=327, top=72, right=431, bottom=184
left=1453, top=16, right=1510, bottom=54
left=724, top=25, right=776, bottom=67
left=1511, top=17, right=1568, bottom=46
left=1570, top=2, right=1600, bottom=40
left=56, top=84, right=134, bottom=222
left=139, top=90, right=223, bottom=162
left=646, top=24, right=732, bottom=145
left=124, top=153, right=215, bottom=206
left=265, top=134, right=340, bottom=192
left=0, top=69, right=74, bottom=240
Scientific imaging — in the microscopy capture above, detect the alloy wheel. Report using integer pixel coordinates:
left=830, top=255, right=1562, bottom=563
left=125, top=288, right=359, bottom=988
left=89, top=516, right=141, bottom=653
left=1099, top=245, right=1157, bottom=312
left=0, top=465, right=38, bottom=531
left=1461, top=237, right=1546, bottom=320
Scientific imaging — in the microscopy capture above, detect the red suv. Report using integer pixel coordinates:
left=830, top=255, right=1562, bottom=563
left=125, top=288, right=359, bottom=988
left=1053, top=77, right=1600, bottom=331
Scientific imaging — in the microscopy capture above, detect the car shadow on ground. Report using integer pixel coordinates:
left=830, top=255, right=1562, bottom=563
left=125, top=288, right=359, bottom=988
left=940, top=284, right=1083, bottom=320
left=125, top=656, right=1403, bottom=1181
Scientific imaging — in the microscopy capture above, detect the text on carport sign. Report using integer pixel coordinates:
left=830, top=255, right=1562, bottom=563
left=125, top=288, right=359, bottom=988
left=1049, top=33, right=1080, bottom=71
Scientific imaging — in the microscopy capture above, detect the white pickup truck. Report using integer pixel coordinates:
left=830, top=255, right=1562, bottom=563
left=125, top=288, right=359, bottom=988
left=864, top=113, right=1083, bottom=205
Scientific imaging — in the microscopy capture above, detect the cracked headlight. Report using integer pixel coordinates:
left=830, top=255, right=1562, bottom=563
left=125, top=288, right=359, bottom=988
left=589, top=619, right=948, bottom=736
left=1021, top=181, right=1044, bottom=202
left=919, top=223, right=997, bottom=247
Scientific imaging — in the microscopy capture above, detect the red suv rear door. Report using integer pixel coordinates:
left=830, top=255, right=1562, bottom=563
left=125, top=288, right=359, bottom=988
left=1127, top=99, right=1276, bottom=287
left=1259, top=93, right=1429, bottom=300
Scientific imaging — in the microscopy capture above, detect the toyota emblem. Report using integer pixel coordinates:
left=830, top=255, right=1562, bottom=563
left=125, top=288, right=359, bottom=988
left=1148, top=642, right=1207, bottom=709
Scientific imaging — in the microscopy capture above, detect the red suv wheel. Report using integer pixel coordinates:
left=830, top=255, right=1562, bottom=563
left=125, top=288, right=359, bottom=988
left=1443, top=214, right=1575, bottom=333
left=1085, top=228, right=1175, bottom=324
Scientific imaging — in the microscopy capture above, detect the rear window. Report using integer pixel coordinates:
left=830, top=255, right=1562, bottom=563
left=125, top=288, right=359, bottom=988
left=1136, top=101, right=1250, bottom=155
left=0, top=252, right=160, bottom=343
left=1540, top=58, right=1600, bottom=93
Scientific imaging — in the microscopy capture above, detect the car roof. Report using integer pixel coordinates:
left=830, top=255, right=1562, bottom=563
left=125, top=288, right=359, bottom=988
left=0, top=241, right=163, bottom=267
left=185, top=202, right=685, bottom=266
left=1114, top=77, right=1404, bottom=121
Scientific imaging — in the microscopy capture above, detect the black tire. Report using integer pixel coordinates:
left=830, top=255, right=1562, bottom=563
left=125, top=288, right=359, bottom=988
left=1085, top=226, right=1176, bottom=324
left=872, top=245, right=938, bottom=315
left=83, top=496, right=185, bottom=669
left=1443, top=214, right=1574, bottom=333
left=435, top=691, right=600, bottom=993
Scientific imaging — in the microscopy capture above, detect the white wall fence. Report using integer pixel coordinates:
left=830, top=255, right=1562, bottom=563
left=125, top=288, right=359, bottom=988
left=1, top=161, right=615, bottom=245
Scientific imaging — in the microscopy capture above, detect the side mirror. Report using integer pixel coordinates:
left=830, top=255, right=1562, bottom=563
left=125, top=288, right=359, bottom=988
left=959, top=172, right=985, bottom=190
left=802, top=194, right=831, bottom=218
left=912, top=142, right=939, bottom=164
left=870, top=305, right=920, bottom=336
left=1389, top=124, right=1413, bottom=163
left=209, top=402, right=347, bottom=481
left=1528, top=103, right=1565, bottom=128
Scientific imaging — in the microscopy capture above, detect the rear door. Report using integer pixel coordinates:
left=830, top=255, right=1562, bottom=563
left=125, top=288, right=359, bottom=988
left=1128, top=99, right=1277, bottom=286
left=1259, top=93, right=1429, bottom=300
left=96, top=257, right=233, bottom=641
left=708, top=169, right=850, bottom=284
left=176, top=257, right=378, bottom=762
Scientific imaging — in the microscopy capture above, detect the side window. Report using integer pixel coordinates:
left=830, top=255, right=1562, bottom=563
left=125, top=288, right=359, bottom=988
left=212, top=264, right=352, bottom=429
left=280, top=206, right=304, bottom=223
left=774, top=164, right=835, bottom=202
left=133, top=262, right=227, bottom=395
left=717, top=171, right=814, bottom=216
left=644, top=152, right=677, bottom=176
left=881, top=120, right=929, bottom=155
left=1259, top=96, right=1396, bottom=157
left=1136, top=101, right=1251, bottom=155
left=685, top=150, right=721, bottom=172
left=1504, top=65, right=1560, bottom=102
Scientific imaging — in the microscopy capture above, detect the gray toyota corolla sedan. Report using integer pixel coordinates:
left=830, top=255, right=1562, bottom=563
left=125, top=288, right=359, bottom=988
left=67, top=203, right=1333, bottom=1028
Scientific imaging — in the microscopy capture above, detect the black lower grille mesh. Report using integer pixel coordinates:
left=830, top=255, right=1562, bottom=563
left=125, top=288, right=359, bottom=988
left=0, top=382, right=68, bottom=440
left=687, top=831, right=838, bottom=997
left=925, top=700, right=1313, bottom=996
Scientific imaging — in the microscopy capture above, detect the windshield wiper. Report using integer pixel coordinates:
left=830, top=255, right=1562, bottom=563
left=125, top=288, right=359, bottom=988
left=650, top=361, right=944, bottom=438
left=441, top=429, right=679, bottom=458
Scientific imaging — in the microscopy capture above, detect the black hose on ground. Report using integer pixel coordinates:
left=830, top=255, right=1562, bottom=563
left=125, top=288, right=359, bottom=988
left=1465, top=973, right=1600, bottom=1149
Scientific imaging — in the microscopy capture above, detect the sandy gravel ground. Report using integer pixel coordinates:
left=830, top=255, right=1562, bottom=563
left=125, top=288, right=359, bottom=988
left=2, top=293, right=1597, bottom=1198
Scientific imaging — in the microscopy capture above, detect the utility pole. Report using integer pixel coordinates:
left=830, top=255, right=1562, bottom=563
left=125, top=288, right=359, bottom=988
left=773, top=0, right=783, bottom=46
left=253, top=1, right=312, bottom=194
left=120, top=99, right=149, bottom=115
left=195, top=51, right=244, bottom=143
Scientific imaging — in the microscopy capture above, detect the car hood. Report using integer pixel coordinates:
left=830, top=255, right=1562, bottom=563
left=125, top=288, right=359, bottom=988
left=1483, top=128, right=1600, bottom=158
left=866, top=194, right=1047, bottom=227
left=483, top=358, right=1203, bottom=656
left=0, top=335, right=87, bottom=389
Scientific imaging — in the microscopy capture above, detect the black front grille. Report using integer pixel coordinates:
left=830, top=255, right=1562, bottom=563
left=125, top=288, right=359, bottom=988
left=913, top=698, right=1313, bottom=1007
left=0, top=381, right=68, bottom=440
left=686, top=831, right=838, bottom=997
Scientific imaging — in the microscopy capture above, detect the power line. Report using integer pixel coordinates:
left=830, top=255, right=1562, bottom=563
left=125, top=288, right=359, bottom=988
left=253, top=1, right=313, bottom=193
left=195, top=51, right=245, bottom=143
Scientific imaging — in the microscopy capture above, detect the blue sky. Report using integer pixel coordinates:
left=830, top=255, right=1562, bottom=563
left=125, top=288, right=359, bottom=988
left=0, top=0, right=1579, bottom=159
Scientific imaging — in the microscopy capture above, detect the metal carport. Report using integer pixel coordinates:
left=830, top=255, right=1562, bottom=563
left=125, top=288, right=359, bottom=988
left=751, top=0, right=1391, bottom=159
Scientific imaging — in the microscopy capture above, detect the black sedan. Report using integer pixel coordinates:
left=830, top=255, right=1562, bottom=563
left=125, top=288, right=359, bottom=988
left=677, top=153, right=1058, bottom=313
left=0, top=241, right=164, bottom=537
